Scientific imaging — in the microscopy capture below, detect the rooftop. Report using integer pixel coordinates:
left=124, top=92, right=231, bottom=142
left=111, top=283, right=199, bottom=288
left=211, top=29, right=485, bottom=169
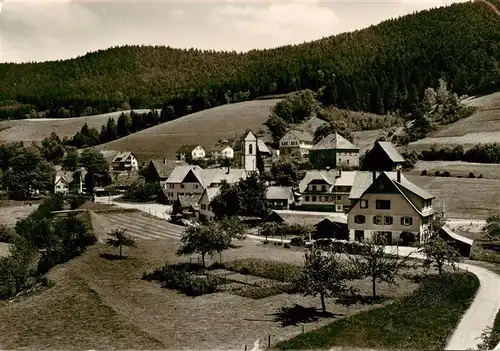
left=311, top=133, right=359, bottom=151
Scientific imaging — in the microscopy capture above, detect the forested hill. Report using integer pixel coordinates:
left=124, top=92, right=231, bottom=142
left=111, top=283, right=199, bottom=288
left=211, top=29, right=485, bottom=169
left=0, top=1, right=499, bottom=120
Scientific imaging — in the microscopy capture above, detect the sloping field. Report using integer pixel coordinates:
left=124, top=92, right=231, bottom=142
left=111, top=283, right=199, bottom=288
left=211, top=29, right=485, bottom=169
left=0, top=211, right=420, bottom=349
left=406, top=175, right=500, bottom=219
left=0, top=109, right=150, bottom=144
left=410, top=160, right=500, bottom=179
left=96, top=100, right=278, bottom=161
left=407, top=92, right=500, bottom=152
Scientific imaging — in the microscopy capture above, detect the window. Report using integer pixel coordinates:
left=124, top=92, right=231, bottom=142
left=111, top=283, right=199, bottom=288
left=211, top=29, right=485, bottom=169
left=360, top=200, right=368, bottom=209
left=201, top=204, right=207, bottom=210
left=401, top=217, right=413, bottom=226
left=336, top=195, right=342, bottom=201
left=355, top=230, right=364, bottom=242
left=376, top=200, right=391, bottom=210
left=354, top=215, right=366, bottom=224
left=312, top=185, right=317, bottom=192
left=193, top=184, right=198, bottom=189
left=384, top=216, right=393, bottom=225
left=180, top=184, right=185, bottom=189
left=322, top=185, right=327, bottom=192
left=249, top=144, right=253, bottom=155
left=346, top=160, right=350, bottom=165
left=179, top=193, right=184, bottom=196
left=373, top=215, right=383, bottom=225
left=336, top=204, right=343, bottom=212
left=312, top=196, right=317, bottom=202
left=305, top=196, right=310, bottom=202
left=169, top=184, right=174, bottom=189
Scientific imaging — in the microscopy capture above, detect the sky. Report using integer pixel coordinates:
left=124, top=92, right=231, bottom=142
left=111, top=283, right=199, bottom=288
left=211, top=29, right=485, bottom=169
left=0, top=0, right=469, bottom=63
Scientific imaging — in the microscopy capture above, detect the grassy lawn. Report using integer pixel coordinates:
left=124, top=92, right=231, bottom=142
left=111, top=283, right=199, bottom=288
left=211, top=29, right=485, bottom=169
left=274, top=273, right=479, bottom=350
left=410, top=160, right=500, bottom=180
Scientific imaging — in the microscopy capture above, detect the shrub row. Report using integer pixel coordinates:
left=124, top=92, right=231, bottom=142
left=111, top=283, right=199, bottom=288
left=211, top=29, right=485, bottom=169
left=142, top=264, right=220, bottom=296
left=420, top=170, right=484, bottom=178
left=419, top=143, right=500, bottom=164
left=230, top=281, right=297, bottom=299
left=219, top=258, right=302, bottom=283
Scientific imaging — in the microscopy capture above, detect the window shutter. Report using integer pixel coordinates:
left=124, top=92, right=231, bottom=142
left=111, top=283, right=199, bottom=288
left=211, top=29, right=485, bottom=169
left=400, top=217, right=404, bottom=225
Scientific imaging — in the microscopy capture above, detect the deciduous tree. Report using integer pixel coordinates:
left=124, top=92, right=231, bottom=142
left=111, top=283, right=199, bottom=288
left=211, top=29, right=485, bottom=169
left=105, top=229, right=136, bottom=258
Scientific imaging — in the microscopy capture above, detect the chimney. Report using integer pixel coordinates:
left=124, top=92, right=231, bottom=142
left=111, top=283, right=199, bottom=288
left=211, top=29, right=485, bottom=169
left=372, top=170, right=377, bottom=182
left=397, top=170, right=401, bottom=183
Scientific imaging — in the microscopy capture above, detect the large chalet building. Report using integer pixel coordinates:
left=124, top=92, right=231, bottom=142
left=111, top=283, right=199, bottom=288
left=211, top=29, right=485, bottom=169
left=308, top=133, right=359, bottom=169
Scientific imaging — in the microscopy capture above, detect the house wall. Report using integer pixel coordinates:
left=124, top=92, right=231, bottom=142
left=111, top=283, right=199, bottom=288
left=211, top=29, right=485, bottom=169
left=191, top=146, right=206, bottom=159
left=348, top=192, right=423, bottom=243
left=336, top=151, right=359, bottom=168
left=54, top=180, right=69, bottom=194
left=309, top=149, right=359, bottom=169
left=279, top=133, right=312, bottom=157
left=267, top=199, right=289, bottom=210
left=301, top=188, right=352, bottom=213
left=242, top=137, right=257, bottom=173
left=221, top=147, right=234, bottom=159
left=199, top=193, right=215, bottom=221
left=164, top=181, right=204, bottom=202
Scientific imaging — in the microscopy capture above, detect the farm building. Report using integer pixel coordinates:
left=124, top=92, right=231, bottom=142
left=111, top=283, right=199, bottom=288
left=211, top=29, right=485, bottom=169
left=54, top=167, right=86, bottom=195
left=347, top=170, right=435, bottom=245
left=144, top=159, right=178, bottom=187
left=308, top=133, right=359, bottom=170
left=208, top=144, right=234, bottom=159
left=266, top=186, right=294, bottom=210
left=362, top=141, right=405, bottom=171
left=176, top=144, right=206, bottom=161
left=279, top=130, right=314, bottom=157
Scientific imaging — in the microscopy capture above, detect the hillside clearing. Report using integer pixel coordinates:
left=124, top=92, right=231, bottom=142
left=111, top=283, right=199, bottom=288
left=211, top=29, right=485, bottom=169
left=96, top=100, right=278, bottom=161
left=406, top=175, right=500, bottom=219
left=0, top=109, right=150, bottom=144
left=407, top=92, right=500, bottom=152
left=410, top=161, right=500, bottom=179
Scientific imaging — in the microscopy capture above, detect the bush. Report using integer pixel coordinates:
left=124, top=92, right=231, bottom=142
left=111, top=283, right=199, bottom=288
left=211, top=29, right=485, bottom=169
left=69, top=195, right=87, bottom=209
left=125, top=182, right=161, bottom=202
left=0, top=225, right=14, bottom=243
left=441, top=171, right=451, bottom=177
left=284, top=243, right=291, bottom=249
left=479, top=174, right=484, bottom=179
left=434, top=171, right=441, bottom=176
left=421, top=170, right=428, bottom=176
left=290, top=236, right=305, bottom=246
left=142, top=264, right=219, bottom=296
left=221, top=259, right=302, bottom=283
left=468, top=172, right=476, bottom=178
left=231, top=282, right=297, bottom=299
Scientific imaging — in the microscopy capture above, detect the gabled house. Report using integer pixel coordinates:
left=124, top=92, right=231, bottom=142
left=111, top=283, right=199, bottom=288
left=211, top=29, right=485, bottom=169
left=198, top=187, right=221, bottom=221
left=54, top=167, right=86, bottom=195
left=299, top=169, right=357, bottom=213
left=208, top=145, right=234, bottom=159
left=347, top=170, right=435, bottom=245
left=111, top=151, right=139, bottom=171
left=145, top=159, right=178, bottom=187
left=362, top=141, right=406, bottom=171
left=176, top=145, right=206, bottom=161
left=164, top=165, right=247, bottom=204
left=266, top=186, right=294, bottom=210
left=279, top=130, right=314, bottom=157
left=309, top=133, right=359, bottom=169
left=172, top=193, right=201, bottom=219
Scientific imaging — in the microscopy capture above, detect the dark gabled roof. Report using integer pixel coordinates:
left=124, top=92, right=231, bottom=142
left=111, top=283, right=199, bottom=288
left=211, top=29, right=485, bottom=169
left=311, top=133, right=359, bottom=151
left=176, top=144, right=202, bottom=154
left=150, top=160, right=177, bottom=179
left=376, top=141, right=406, bottom=163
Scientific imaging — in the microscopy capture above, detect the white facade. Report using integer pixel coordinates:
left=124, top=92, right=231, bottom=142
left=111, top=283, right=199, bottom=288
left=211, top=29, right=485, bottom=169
left=54, top=177, right=70, bottom=194
left=242, top=131, right=257, bottom=173
left=279, top=131, right=313, bottom=157
left=191, top=145, right=206, bottom=159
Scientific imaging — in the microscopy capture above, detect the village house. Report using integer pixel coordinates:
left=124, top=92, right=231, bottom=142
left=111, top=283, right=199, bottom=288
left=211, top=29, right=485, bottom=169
left=208, top=144, right=234, bottom=159
left=163, top=165, right=247, bottom=204
left=347, top=170, right=435, bottom=245
left=362, top=141, right=406, bottom=171
left=198, top=187, right=221, bottom=221
left=279, top=130, right=314, bottom=157
left=99, top=150, right=139, bottom=172
left=176, top=144, right=206, bottom=161
left=144, top=159, right=178, bottom=188
left=54, top=167, right=86, bottom=195
left=308, top=133, right=359, bottom=169
left=266, top=186, right=295, bottom=210
left=299, top=169, right=357, bottom=213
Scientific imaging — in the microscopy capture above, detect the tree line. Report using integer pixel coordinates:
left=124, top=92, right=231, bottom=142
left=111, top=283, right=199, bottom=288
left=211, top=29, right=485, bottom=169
left=0, top=2, right=498, bottom=121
